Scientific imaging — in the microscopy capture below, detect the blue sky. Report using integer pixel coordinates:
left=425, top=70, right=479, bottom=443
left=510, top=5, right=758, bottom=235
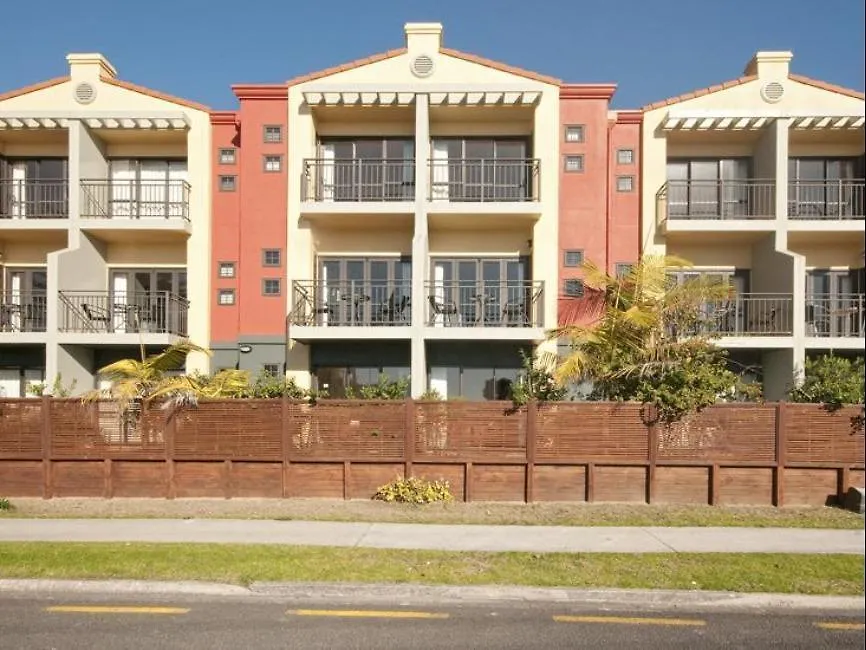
left=3, top=0, right=863, bottom=109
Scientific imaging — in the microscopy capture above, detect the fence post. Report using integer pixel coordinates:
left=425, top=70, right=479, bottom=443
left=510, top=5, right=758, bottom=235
left=525, top=400, right=536, bottom=503
left=774, top=402, right=786, bottom=507
left=404, top=398, right=415, bottom=479
left=585, top=462, right=594, bottom=503
left=647, top=423, right=658, bottom=504
left=165, top=410, right=176, bottom=499
left=282, top=396, right=291, bottom=498
left=41, top=396, right=52, bottom=499
left=710, top=464, right=720, bottom=505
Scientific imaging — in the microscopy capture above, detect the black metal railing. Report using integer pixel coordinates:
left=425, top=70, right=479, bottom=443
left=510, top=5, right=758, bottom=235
left=79, top=179, right=191, bottom=220
left=0, top=180, right=68, bottom=219
left=58, top=291, right=188, bottom=335
left=805, top=294, right=865, bottom=337
left=428, top=158, right=540, bottom=202
left=0, top=291, right=47, bottom=332
left=424, top=280, right=544, bottom=327
left=659, top=180, right=776, bottom=221
left=788, top=180, right=865, bottom=219
left=302, top=159, right=415, bottom=201
left=686, top=293, right=794, bottom=336
left=291, top=280, right=412, bottom=327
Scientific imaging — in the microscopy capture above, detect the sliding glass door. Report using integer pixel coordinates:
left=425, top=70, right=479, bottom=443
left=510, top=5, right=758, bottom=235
left=788, top=158, right=861, bottom=218
left=317, top=257, right=411, bottom=326
left=666, top=159, right=751, bottom=218
left=430, top=138, right=531, bottom=201
left=430, top=257, right=530, bottom=326
left=319, top=139, right=414, bottom=201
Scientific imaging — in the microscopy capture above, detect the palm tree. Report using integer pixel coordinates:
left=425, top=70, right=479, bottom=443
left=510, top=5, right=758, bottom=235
left=547, top=255, right=733, bottom=403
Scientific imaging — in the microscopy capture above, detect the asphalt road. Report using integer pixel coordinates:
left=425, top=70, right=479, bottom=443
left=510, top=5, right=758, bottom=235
left=0, top=592, right=862, bottom=650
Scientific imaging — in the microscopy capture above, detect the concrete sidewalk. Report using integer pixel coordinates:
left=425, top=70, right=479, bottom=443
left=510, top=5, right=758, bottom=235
left=0, top=519, right=863, bottom=554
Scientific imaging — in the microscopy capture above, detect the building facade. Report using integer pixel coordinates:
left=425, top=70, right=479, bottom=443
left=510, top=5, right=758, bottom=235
left=642, top=51, right=865, bottom=400
left=208, top=23, right=639, bottom=398
left=0, top=54, right=211, bottom=397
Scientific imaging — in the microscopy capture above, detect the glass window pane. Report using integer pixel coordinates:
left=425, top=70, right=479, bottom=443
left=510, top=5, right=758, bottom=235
left=461, top=367, right=495, bottom=400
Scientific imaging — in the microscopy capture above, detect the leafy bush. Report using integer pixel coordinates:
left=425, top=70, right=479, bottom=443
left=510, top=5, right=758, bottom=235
left=239, top=371, right=324, bottom=400
left=373, top=476, right=453, bottom=504
left=0, top=497, right=13, bottom=512
left=790, top=355, right=865, bottom=409
left=346, top=374, right=410, bottom=400
left=511, top=351, right=568, bottom=406
left=419, top=388, right=444, bottom=401
left=27, top=374, right=78, bottom=398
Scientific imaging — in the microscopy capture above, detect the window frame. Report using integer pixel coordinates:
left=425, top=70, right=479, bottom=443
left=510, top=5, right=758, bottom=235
left=563, top=154, right=585, bottom=173
left=217, top=261, right=236, bottom=278
left=218, top=175, right=237, bottom=192
left=262, top=154, right=283, bottom=173
left=262, top=249, right=282, bottom=267
left=217, top=289, right=236, bottom=305
left=616, top=148, right=634, bottom=165
left=218, top=148, right=236, bottom=165
left=616, top=175, right=635, bottom=192
left=564, top=125, right=585, bottom=143
left=563, top=250, right=584, bottom=268
left=263, top=125, right=283, bottom=144
left=262, top=278, right=282, bottom=297
left=563, top=279, right=585, bottom=298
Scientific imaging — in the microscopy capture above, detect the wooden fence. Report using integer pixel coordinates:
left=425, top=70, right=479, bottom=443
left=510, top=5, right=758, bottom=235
left=0, top=398, right=862, bottom=506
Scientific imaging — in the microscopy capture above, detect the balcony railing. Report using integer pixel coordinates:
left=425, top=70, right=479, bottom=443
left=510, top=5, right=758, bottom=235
left=79, top=180, right=191, bottom=220
left=806, top=294, right=865, bottom=337
left=0, top=180, right=68, bottom=219
left=659, top=180, right=776, bottom=220
left=302, top=159, right=415, bottom=202
left=686, top=294, right=794, bottom=337
left=428, top=158, right=540, bottom=202
left=58, top=291, right=188, bottom=336
left=425, top=280, right=544, bottom=328
left=291, top=280, right=412, bottom=327
left=788, top=180, right=865, bottom=220
left=0, top=291, right=47, bottom=333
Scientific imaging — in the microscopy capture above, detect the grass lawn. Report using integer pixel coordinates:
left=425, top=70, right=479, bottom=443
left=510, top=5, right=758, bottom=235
left=1, top=498, right=863, bottom=529
left=0, top=543, right=862, bottom=596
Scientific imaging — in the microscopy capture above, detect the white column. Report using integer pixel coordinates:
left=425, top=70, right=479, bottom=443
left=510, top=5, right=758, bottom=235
left=410, top=93, right=430, bottom=397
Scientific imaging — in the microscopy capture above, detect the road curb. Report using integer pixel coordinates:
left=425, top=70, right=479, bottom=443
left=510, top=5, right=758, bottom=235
left=1, top=579, right=862, bottom=613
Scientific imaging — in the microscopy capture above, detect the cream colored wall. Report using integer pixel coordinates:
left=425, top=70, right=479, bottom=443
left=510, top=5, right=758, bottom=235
left=793, top=244, right=864, bottom=268
left=667, top=243, right=754, bottom=269
left=429, top=230, right=531, bottom=255
left=105, top=242, right=187, bottom=265
left=430, top=121, right=533, bottom=136
left=0, top=240, right=66, bottom=265
left=789, top=142, right=863, bottom=157
left=315, top=121, right=414, bottom=137
left=105, top=143, right=189, bottom=157
left=666, top=142, right=757, bottom=158
left=0, top=144, right=68, bottom=157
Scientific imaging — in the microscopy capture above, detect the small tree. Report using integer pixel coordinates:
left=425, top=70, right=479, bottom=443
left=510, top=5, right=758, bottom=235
left=789, top=355, right=865, bottom=409
left=511, top=350, right=568, bottom=406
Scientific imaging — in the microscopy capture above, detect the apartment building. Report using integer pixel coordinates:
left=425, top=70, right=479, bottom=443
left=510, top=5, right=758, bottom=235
left=210, top=23, right=638, bottom=398
left=0, top=54, right=211, bottom=397
left=643, top=51, right=865, bottom=400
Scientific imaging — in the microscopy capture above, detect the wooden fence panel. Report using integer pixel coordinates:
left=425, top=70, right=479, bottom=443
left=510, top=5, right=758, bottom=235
left=536, top=403, right=647, bottom=460
left=174, top=400, right=282, bottom=461
left=656, top=405, right=776, bottom=462
left=0, top=399, right=42, bottom=458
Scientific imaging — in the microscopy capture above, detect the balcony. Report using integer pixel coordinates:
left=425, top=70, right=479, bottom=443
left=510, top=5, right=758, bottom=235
left=691, top=294, right=794, bottom=337
left=301, top=159, right=415, bottom=202
left=290, top=280, right=412, bottom=340
left=0, top=291, right=47, bottom=333
left=58, top=291, right=188, bottom=338
left=788, top=180, right=865, bottom=220
left=0, top=180, right=68, bottom=219
left=79, top=180, right=190, bottom=220
left=659, top=180, right=776, bottom=223
left=424, top=280, right=544, bottom=329
left=428, top=158, right=540, bottom=202
left=806, top=294, right=865, bottom=338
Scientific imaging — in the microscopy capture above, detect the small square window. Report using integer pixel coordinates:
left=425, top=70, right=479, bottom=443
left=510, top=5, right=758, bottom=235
left=565, top=125, right=585, bottom=143
left=263, top=155, right=282, bottom=172
left=218, top=289, right=235, bottom=305
left=219, top=175, right=237, bottom=192
left=262, top=249, right=281, bottom=267
left=263, top=125, right=283, bottom=143
left=564, top=250, right=584, bottom=267
left=262, top=278, right=281, bottom=296
left=262, top=363, right=280, bottom=376
left=218, top=262, right=236, bottom=278
left=616, top=148, right=634, bottom=165
left=617, top=176, right=635, bottom=192
left=563, top=279, right=585, bottom=298
left=563, top=155, right=584, bottom=173
left=615, top=263, right=634, bottom=279
left=219, top=148, right=236, bottom=165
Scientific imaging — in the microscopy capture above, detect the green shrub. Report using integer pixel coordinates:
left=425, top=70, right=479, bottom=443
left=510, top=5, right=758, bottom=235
left=0, top=497, right=13, bottom=512
left=346, top=374, right=410, bottom=400
left=373, top=476, right=453, bottom=504
left=790, top=355, right=865, bottom=409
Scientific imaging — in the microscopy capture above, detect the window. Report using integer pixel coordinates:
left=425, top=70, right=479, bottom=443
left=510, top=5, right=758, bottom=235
left=563, top=279, right=584, bottom=297
left=317, top=138, right=416, bottom=201
left=262, top=278, right=281, bottom=296
left=218, top=262, right=235, bottom=278
left=615, top=263, right=634, bottom=278
left=666, top=159, right=751, bottom=217
left=789, top=157, right=863, bottom=218
left=263, top=125, right=283, bottom=143
left=219, top=175, right=236, bottom=192
left=263, top=155, right=282, bottom=173
left=564, top=125, right=585, bottom=143
left=617, top=149, right=634, bottom=165
left=218, top=148, right=236, bottom=165
left=429, top=137, right=532, bottom=201
left=616, top=175, right=634, bottom=192
left=105, top=158, right=188, bottom=218
left=262, top=249, right=281, bottom=267
left=315, top=257, right=413, bottom=326
left=262, top=363, right=280, bottom=376
left=563, top=250, right=584, bottom=267
left=218, top=289, right=235, bottom=305
left=563, top=155, right=584, bottom=173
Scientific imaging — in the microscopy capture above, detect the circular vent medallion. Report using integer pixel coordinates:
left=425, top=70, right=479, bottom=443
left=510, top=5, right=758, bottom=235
left=411, top=54, right=435, bottom=78
left=760, top=81, right=785, bottom=103
left=74, top=82, right=96, bottom=105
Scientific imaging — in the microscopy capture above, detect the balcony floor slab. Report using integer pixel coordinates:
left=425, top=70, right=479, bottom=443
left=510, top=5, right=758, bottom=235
left=715, top=336, right=795, bottom=349
left=289, top=325, right=411, bottom=343
left=422, top=326, right=545, bottom=341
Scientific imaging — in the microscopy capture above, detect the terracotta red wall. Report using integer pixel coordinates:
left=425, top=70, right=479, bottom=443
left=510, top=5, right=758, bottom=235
left=606, top=111, right=641, bottom=273
left=210, top=112, right=241, bottom=343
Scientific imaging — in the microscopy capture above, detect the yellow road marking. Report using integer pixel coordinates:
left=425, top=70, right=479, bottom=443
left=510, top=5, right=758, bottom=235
left=815, top=622, right=865, bottom=631
left=288, top=609, right=449, bottom=620
left=554, top=615, right=706, bottom=627
left=46, top=606, right=190, bottom=615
